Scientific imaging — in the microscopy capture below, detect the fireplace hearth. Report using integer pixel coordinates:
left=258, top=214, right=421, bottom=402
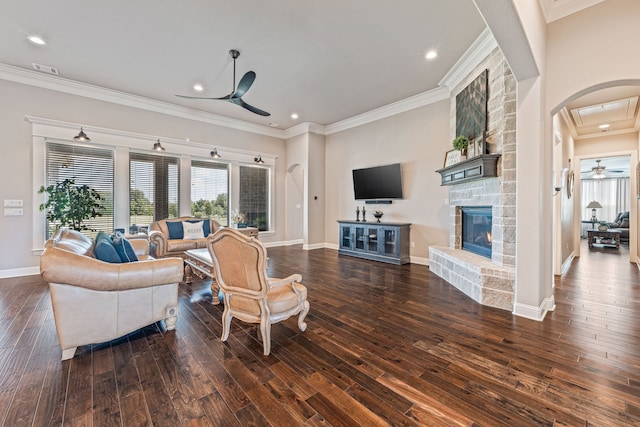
left=461, top=206, right=492, bottom=258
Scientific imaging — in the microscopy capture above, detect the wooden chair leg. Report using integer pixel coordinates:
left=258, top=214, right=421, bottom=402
left=298, top=300, right=310, bottom=332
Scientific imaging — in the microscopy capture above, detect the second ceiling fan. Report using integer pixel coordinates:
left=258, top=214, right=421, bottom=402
left=177, top=49, right=270, bottom=117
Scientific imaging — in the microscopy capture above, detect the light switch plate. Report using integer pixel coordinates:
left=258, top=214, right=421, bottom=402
left=4, top=208, right=23, bottom=216
left=4, top=199, right=23, bottom=207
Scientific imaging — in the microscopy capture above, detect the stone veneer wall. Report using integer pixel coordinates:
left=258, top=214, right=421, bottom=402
left=429, top=48, right=517, bottom=311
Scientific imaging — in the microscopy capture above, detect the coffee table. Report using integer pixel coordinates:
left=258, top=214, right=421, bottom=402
left=184, top=248, right=221, bottom=305
left=587, top=229, right=620, bottom=249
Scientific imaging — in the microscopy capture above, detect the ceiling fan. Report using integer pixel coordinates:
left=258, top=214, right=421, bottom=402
left=176, top=49, right=270, bottom=117
left=581, top=159, right=626, bottom=179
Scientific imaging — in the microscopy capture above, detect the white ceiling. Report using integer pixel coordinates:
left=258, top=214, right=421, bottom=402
left=0, top=1, right=488, bottom=130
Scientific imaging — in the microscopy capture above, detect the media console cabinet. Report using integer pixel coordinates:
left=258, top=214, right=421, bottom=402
left=338, top=220, right=411, bottom=264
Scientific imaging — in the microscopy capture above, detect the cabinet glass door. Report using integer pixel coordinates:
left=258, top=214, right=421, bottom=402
left=341, top=225, right=352, bottom=249
left=355, top=226, right=366, bottom=250
left=367, top=227, right=379, bottom=252
left=383, top=229, right=397, bottom=255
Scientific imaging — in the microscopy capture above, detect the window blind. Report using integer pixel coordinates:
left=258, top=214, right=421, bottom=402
left=44, top=141, right=114, bottom=238
left=129, top=151, right=180, bottom=227
left=191, top=160, right=229, bottom=226
left=239, top=165, right=269, bottom=231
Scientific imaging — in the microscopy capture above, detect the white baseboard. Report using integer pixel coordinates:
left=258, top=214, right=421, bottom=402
left=0, top=266, right=40, bottom=279
left=303, top=242, right=327, bottom=250
left=410, top=255, right=429, bottom=266
left=561, top=252, right=575, bottom=275
left=325, top=243, right=339, bottom=251
left=512, top=295, right=555, bottom=321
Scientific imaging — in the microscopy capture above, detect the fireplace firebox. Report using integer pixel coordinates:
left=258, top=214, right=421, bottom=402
left=461, top=206, right=492, bottom=258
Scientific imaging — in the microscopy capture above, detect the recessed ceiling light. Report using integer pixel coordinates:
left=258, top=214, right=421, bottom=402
left=28, top=35, right=46, bottom=45
left=425, top=50, right=437, bottom=60
left=193, top=84, right=203, bottom=92
left=598, top=123, right=610, bottom=129
left=291, top=113, right=299, bottom=119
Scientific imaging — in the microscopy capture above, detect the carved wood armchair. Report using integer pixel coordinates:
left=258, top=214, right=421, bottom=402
left=207, top=228, right=309, bottom=355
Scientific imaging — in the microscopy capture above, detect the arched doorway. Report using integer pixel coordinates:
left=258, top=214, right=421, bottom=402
left=552, top=81, right=640, bottom=273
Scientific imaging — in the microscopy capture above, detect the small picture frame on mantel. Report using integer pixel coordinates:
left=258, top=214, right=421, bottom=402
left=444, top=149, right=461, bottom=167
left=467, top=140, right=477, bottom=158
left=475, top=135, right=485, bottom=156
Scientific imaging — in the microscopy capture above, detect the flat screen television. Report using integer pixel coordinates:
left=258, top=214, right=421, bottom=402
left=352, top=163, right=403, bottom=200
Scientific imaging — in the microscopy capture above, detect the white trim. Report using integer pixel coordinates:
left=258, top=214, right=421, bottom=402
left=285, top=123, right=327, bottom=139
left=1, top=63, right=285, bottom=139
left=325, top=87, right=450, bottom=135
left=560, top=252, right=575, bottom=276
left=410, top=255, right=429, bottom=266
left=24, top=116, right=278, bottom=163
left=303, top=243, right=327, bottom=250
left=325, top=243, right=339, bottom=251
left=438, top=28, right=498, bottom=90
left=512, top=295, right=555, bottom=321
left=0, top=267, right=40, bottom=279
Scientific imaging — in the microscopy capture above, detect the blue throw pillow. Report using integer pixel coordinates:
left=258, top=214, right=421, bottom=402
left=166, top=221, right=184, bottom=239
left=94, top=231, right=122, bottom=264
left=112, top=232, right=139, bottom=263
left=188, top=219, right=210, bottom=236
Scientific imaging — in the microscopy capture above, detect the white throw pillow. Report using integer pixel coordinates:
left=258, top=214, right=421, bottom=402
left=183, top=221, right=205, bottom=240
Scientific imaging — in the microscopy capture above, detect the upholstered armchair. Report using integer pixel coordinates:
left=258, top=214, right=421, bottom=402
left=40, top=228, right=184, bottom=360
left=207, top=228, right=310, bottom=355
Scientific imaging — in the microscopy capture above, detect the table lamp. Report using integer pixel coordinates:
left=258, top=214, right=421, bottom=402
left=586, top=200, right=602, bottom=222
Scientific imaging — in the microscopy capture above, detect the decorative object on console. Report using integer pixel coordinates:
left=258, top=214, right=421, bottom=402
left=361, top=205, right=366, bottom=222
left=231, top=210, right=246, bottom=227
left=373, top=210, right=383, bottom=222
left=356, top=206, right=360, bottom=222
left=597, top=221, right=609, bottom=232
left=586, top=200, right=602, bottom=222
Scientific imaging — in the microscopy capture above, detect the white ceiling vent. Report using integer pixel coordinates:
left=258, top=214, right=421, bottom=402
left=32, top=63, right=59, bottom=75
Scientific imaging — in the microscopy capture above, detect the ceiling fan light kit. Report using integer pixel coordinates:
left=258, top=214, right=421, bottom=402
left=176, top=49, right=270, bottom=117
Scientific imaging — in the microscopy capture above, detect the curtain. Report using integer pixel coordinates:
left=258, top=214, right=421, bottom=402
left=580, top=177, right=630, bottom=222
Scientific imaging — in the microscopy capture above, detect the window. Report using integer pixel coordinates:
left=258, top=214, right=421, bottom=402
left=129, top=152, right=179, bottom=228
left=239, top=165, right=270, bottom=231
left=191, top=160, right=229, bottom=226
left=44, top=141, right=114, bottom=238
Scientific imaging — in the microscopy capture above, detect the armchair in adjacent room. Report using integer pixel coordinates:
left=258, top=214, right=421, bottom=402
left=207, top=228, right=310, bottom=355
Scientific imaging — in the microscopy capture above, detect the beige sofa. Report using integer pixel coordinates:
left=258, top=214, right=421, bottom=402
left=149, top=216, right=221, bottom=259
left=40, top=228, right=184, bottom=360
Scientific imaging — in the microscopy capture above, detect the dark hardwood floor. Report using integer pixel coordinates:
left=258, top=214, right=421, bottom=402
left=1, top=243, right=639, bottom=426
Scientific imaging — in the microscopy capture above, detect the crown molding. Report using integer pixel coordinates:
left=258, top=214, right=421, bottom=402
left=438, top=27, right=497, bottom=91
left=284, top=122, right=327, bottom=139
left=325, top=86, right=450, bottom=135
left=539, top=0, right=604, bottom=23
left=0, top=63, right=286, bottom=139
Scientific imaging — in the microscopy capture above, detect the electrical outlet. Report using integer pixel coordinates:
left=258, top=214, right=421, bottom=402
left=4, top=199, right=23, bottom=207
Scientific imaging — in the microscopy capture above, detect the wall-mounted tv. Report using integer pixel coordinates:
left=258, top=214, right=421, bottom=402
left=352, top=163, right=403, bottom=200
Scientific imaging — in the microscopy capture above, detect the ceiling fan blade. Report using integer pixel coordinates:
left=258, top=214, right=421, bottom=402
left=232, top=71, right=256, bottom=99
left=236, top=98, right=270, bottom=116
left=176, top=93, right=232, bottom=100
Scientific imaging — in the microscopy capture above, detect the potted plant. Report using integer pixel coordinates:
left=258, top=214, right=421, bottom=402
left=597, top=221, right=609, bottom=231
left=38, top=178, right=104, bottom=232
left=452, top=135, right=470, bottom=157
left=231, top=210, right=247, bottom=228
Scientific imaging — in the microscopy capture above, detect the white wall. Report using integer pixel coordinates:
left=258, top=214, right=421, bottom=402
left=0, top=79, right=286, bottom=273
left=324, top=100, right=451, bottom=262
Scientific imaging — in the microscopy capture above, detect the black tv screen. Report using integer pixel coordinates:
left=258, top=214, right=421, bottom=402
left=352, top=163, right=403, bottom=200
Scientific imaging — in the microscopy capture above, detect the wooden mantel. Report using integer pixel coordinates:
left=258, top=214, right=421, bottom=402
left=435, top=154, right=501, bottom=186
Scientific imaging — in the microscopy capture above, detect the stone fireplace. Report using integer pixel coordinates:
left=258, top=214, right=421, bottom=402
left=428, top=48, right=516, bottom=311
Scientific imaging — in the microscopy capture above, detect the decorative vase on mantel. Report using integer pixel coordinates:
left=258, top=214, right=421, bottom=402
left=373, top=211, right=383, bottom=223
